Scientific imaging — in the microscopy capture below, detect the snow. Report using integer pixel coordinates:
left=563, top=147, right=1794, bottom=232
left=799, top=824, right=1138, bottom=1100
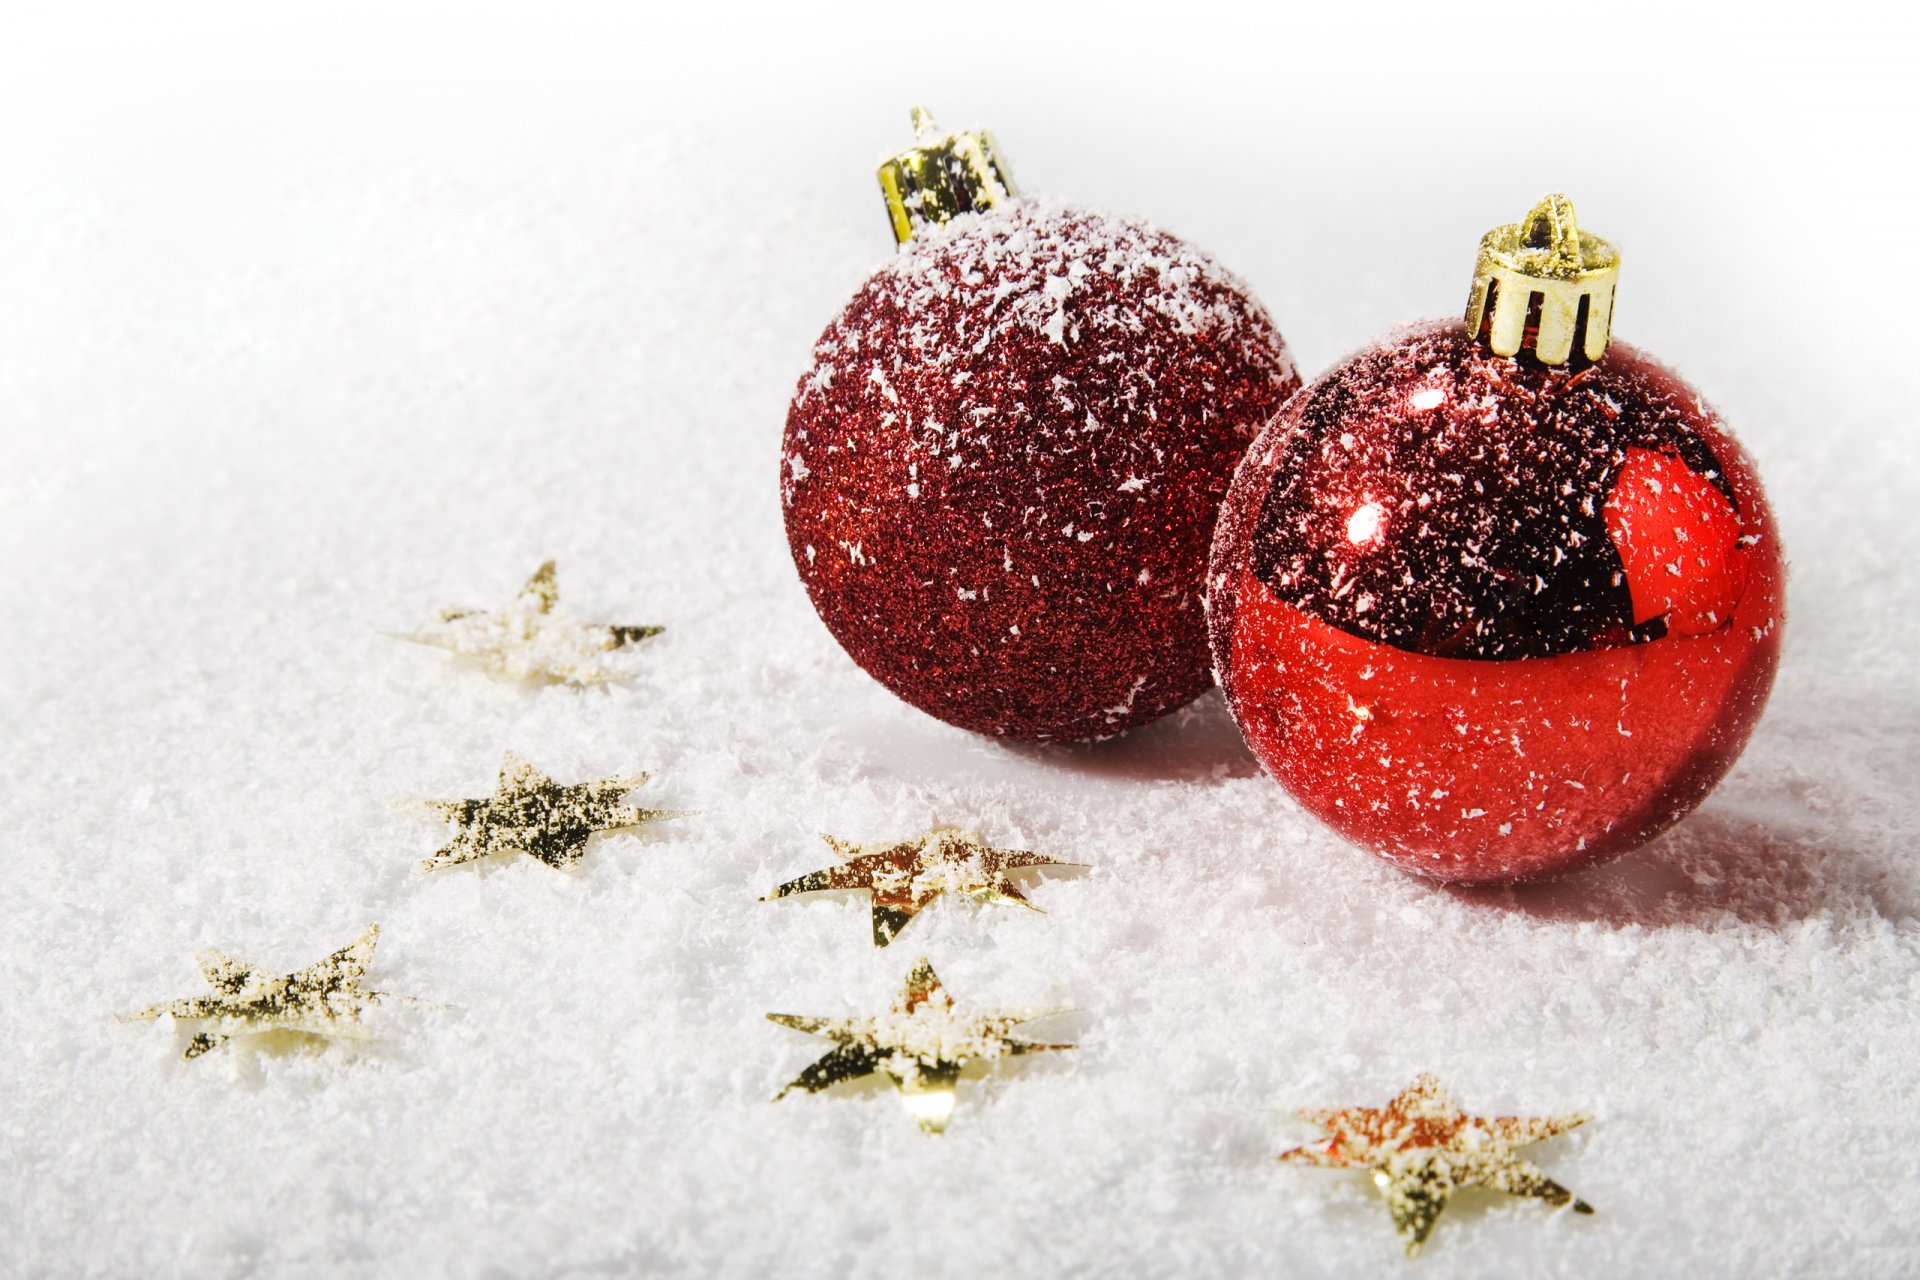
left=2, top=6, right=1919, bottom=1278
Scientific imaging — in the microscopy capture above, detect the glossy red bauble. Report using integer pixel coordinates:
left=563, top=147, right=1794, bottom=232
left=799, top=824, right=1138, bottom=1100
left=784, top=201, right=1299, bottom=741
left=1208, top=321, right=1785, bottom=883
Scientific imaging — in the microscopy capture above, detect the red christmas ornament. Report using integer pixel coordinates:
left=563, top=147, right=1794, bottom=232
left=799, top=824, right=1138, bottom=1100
left=1208, top=196, right=1785, bottom=884
left=783, top=111, right=1299, bottom=742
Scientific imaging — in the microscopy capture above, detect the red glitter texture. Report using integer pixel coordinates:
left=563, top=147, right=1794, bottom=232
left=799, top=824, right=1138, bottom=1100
left=783, top=201, right=1298, bottom=741
left=1208, top=321, right=1785, bottom=883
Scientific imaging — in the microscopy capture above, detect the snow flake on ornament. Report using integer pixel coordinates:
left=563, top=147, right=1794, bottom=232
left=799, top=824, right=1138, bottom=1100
left=763, top=826, right=1082, bottom=946
left=393, top=561, right=662, bottom=685
left=1278, top=1074, right=1594, bottom=1257
left=417, top=752, right=680, bottom=873
left=122, top=924, right=399, bottom=1060
left=767, top=958, right=1070, bottom=1134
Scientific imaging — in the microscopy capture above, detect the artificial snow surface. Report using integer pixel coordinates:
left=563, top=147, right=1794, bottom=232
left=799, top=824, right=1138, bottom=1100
left=3, top=10, right=1918, bottom=1278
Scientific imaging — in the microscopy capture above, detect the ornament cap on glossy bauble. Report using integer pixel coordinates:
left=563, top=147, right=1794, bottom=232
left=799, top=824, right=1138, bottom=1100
left=1207, top=195, right=1784, bottom=884
left=785, top=111, right=1298, bottom=742
left=1465, top=193, right=1620, bottom=365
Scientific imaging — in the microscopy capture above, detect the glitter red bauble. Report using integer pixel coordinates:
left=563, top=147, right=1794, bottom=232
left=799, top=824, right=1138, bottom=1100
left=783, top=201, right=1299, bottom=741
left=1208, top=320, right=1785, bottom=883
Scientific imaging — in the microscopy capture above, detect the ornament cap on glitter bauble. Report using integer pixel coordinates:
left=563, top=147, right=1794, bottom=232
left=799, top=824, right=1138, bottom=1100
left=781, top=110, right=1300, bottom=742
left=1208, top=194, right=1785, bottom=885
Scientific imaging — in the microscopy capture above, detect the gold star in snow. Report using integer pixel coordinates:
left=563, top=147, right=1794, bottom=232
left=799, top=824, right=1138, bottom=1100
left=764, top=826, right=1081, bottom=946
left=124, top=924, right=393, bottom=1059
left=421, top=752, right=677, bottom=872
left=396, top=560, right=661, bottom=684
left=1278, top=1074, right=1594, bottom=1257
left=768, top=958, right=1069, bottom=1133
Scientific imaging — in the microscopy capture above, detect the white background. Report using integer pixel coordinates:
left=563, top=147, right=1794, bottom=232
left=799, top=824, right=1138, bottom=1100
left=3, top=3, right=1917, bottom=1277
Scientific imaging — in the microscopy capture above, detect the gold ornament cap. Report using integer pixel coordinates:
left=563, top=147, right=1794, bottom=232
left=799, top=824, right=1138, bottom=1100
left=1465, top=194, right=1620, bottom=365
left=876, top=107, right=1019, bottom=246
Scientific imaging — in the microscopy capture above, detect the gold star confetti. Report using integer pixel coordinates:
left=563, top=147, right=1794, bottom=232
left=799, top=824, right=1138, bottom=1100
left=124, top=924, right=394, bottom=1059
left=768, top=958, right=1070, bottom=1133
left=1278, top=1074, right=1594, bottom=1257
left=395, top=560, right=662, bottom=684
left=763, top=826, right=1081, bottom=946
left=420, top=752, right=678, bottom=872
